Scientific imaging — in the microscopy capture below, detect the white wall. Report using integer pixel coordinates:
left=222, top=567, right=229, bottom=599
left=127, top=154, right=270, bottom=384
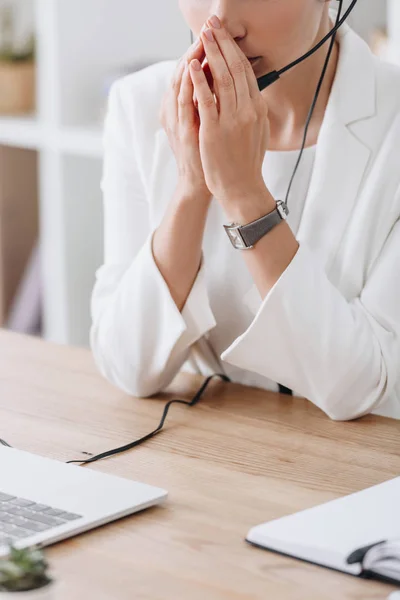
left=387, top=0, right=400, bottom=63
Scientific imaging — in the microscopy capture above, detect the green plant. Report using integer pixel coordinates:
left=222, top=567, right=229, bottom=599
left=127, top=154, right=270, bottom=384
left=0, top=4, right=35, bottom=63
left=0, top=545, right=52, bottom=592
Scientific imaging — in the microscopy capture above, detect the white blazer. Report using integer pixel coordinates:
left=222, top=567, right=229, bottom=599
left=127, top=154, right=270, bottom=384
left=90, top=20, right=400, bottom=421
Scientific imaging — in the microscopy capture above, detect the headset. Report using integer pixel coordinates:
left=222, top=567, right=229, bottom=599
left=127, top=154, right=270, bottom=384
left=186, top=0, right=358, bottom=208
left=5, top=0, right=357, bottom=467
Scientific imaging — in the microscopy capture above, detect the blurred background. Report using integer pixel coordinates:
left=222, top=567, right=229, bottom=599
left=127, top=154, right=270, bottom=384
left=0, top=0, right=397, bottom=348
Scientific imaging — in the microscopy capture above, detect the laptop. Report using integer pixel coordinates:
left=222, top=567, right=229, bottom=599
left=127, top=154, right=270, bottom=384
left=0, top=446, right=167, bottom=556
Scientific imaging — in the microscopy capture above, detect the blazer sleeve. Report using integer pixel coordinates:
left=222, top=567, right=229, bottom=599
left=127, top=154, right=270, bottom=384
left=220, top=208, right=400, bottom=421
left=90, top=78, right=217, bottom=398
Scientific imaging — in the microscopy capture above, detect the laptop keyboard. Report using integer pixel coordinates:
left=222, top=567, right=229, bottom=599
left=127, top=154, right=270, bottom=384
left=0, top=491, right=82, bottom=547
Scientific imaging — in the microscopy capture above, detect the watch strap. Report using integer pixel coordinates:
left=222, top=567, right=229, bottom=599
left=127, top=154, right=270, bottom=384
left=239, top=207, right=283, bottom=247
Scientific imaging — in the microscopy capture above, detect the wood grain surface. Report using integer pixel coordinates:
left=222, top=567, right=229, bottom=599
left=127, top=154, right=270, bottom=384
left=0, top=329, right=399, bottom=600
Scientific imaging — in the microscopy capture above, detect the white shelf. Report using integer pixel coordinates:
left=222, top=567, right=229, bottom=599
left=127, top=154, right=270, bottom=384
left=0, top=116, right=103, bottom=157
left=0, top=115, right=41, bottom=150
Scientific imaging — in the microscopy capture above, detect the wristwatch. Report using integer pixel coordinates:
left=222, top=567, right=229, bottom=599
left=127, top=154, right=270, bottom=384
left=223, top=199, right=289, bottom=250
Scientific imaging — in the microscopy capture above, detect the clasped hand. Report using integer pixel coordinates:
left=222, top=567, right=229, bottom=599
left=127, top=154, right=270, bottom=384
left=187, top=16, right=270, bottom=207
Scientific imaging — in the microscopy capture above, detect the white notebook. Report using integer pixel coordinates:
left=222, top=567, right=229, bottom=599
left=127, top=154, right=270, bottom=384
left=247, top=476, right=400, bottom=585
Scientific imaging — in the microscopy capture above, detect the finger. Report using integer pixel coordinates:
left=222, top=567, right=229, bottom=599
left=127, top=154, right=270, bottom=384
left=185, top=38, right=206, bottom=109
left=171, top=38, right=204, bottom=88
left=189, top=59, right=218, bottom=124
left=193, top=60, right=214, bottom=109
left=171, top=56, right=186, bottom=89
left=162, top=39, right=204, bottom=129
left=205, top=18, right=259, bottom=101
left=205, top=26, right=251, bottom=111
left=228, top=36, right=261, bottom=101
left=202, top=60, right=215, bottom=94
left=169, top=60, right=185, bottom=128
left=178, top=62, right=197, bottom=126
left=171, top=41, right=206, bottom=122
left=201, top=28, right=236, bottom=115
left=185, top=37, right=206, bottom=67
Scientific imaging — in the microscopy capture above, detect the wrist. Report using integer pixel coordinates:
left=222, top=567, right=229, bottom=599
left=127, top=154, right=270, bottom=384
left=175, top=182, right=212, bottom=210
left=222, top=187, right=277, bottom=225
left=177, top=177, right=212, bottom=200
left=172, top=184, right=211, bottom=220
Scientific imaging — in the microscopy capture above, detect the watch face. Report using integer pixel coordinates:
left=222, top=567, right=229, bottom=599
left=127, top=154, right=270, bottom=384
left=227, top=227, right=247, bottom=249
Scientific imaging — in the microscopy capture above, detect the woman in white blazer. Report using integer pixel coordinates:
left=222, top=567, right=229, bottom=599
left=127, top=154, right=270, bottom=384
left=90, top=1, right=400, bottom=421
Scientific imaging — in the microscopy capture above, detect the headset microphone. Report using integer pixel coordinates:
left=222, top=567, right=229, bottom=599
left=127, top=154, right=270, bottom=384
left=257, top=0, right=359, bottom=91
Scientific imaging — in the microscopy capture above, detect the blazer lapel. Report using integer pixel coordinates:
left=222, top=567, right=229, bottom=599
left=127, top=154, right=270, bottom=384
left=296, top=120, right=371, bottom=277
left=294, top=22, right=376, bottom=277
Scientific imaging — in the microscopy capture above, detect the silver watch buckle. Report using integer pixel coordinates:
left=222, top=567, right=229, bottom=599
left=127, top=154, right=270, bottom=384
left=276, top=200, right=290, bottom=220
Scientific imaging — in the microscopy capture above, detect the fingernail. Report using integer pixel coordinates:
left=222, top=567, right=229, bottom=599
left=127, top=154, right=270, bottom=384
left=208, top=15, right=221, bottom=29
left=204, top=29, right=215, bottom=42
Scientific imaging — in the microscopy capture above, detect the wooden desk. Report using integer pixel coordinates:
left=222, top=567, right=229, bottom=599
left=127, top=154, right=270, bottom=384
left=0, top=329, right=399, bottom=600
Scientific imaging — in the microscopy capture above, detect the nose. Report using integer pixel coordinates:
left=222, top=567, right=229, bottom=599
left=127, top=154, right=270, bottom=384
left=207, top=0, right=245, bottom=38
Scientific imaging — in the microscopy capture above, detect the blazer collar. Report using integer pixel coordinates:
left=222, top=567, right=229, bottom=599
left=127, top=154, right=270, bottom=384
left=323, top=16, right=376, bottom=127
